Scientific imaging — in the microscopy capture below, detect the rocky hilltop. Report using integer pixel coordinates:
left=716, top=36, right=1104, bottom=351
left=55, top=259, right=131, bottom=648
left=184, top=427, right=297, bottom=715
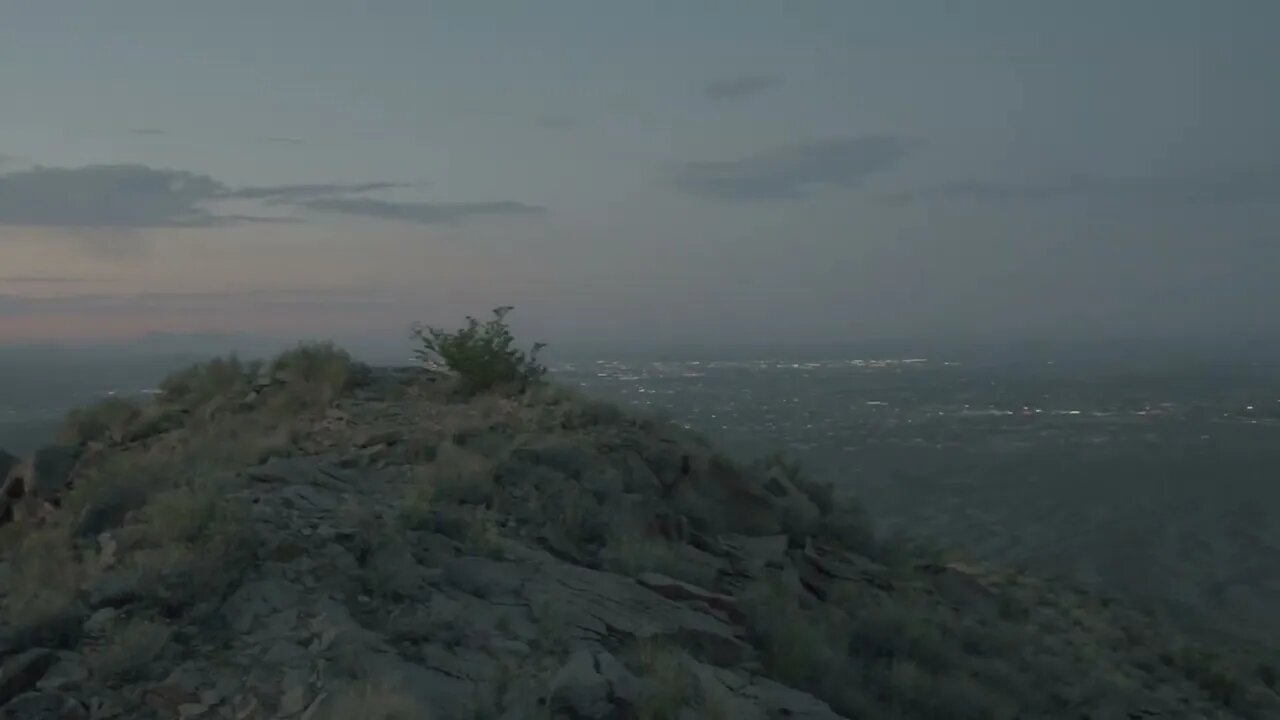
left=1, top=339, right=1278, bottom=719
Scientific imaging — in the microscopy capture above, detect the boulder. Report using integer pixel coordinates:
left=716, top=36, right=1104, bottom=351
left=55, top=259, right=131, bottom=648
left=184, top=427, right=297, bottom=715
left=757, top=466, right=823, bottom=532
left=35, top=653, right=89, bottom=693
left=0, top=452, right=20, bottom=523
left=0, top=649, right=57, bottom=706
left=547, top=648, right=646, bottom=719
left=0, top=451, right=18, bottom=487
left=8, top=446, right=80, bottom=503
left=0, top=690, right=87, bottom=719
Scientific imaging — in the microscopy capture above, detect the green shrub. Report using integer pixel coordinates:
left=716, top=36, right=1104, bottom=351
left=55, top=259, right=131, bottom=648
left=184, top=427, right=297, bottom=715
left=271, top=341, right=359, bottom=385
left=159, top=355, right=253, bottom=411
left=58, top=395, right=143, bottom=445
left=411, top=306, right=547, bottom=394
left=267, top=342, right=364, bottom=410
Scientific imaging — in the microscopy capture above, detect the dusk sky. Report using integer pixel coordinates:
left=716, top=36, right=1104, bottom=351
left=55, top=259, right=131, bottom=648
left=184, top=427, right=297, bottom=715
left=1, top=1, right=1277, bottom=357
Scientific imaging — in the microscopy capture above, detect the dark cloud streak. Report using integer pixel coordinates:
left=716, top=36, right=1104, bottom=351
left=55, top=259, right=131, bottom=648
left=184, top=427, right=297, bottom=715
left=895, top=167, right=1280, bottom=206
left=218, top=182, right=411, bottom=202
left=0, top=164, right=540, bottom=230
left=0, top=165, right=228, bottom=228
left=0, top=287, right=396, bottom=316
left=670, top=136, right=916, bottom=201
left=0, top=274, right=105, bottom=284
left=296, top=198, right=546, bottom=224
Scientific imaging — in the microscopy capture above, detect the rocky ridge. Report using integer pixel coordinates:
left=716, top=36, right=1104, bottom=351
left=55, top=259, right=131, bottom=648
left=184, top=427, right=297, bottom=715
left=1, top=352, right=1278, bottom=719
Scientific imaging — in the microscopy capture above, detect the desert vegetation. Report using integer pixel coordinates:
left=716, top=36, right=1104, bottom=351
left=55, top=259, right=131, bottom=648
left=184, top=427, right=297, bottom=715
left=0, top=309, right=1276, bottom=719
left=411, top=305, right=547, bottom=394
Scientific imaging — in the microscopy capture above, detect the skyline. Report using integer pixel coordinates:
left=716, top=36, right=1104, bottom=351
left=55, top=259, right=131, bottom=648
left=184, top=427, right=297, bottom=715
left=2, top=1, right=1278, bottom=355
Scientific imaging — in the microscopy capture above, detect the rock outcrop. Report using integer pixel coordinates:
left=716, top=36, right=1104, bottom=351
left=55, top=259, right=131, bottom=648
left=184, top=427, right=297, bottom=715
left=0, top=360, right=1276, bottom=719
left=1, top=446, right=80, bottom=524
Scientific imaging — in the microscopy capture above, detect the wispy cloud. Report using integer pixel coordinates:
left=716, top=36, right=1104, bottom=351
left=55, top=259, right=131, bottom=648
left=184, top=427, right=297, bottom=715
left=0, top=164, right=542, bottom=229
left=670, top=135, right=916, bottom=201
left=703, top=74, right=782, bottom=103
left=0, top=165, right=229, bottom=227
left=0, top=274, right=106, bottom=284
left=218, top=182, right=412, bottom=203
left=295, top=197, right=546, bottom=224
left=893, top=167, right=1280, bottom=206
left=0, top=287, right=395, bottom=316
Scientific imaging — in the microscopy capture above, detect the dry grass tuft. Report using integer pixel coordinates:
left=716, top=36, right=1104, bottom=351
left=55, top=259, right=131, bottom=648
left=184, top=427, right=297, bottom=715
left=1, top=522, right=83, bottom=642
left=57, top=396, right=144, bottom=446
left=415, top=442, right=496, bottom=505
left=602, top=529, right=717, bottom=588
left=159, top=355, right=254, bottom=413
left=86, top=616, right=172, bottom=682
left=319, top=679, right=433, bottom=720
left=626, top=638, right=698, bottom=720
left=266, top=342, right=364, bottom=412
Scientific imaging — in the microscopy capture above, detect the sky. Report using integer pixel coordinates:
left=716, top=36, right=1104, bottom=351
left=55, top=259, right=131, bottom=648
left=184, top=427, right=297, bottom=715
left=1, top=0, right=1278, bottom=359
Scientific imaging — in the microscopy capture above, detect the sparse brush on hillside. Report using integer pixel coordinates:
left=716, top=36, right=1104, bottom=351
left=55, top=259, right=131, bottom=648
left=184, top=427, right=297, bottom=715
left=411, top=306, right=547, bottom=394
left=159, top=355, right=255, bottom=412
left=57, top=396, right=144, bottom=446
left=58, top=395, right=189, bottom=448
left=4, top=322, right=1279, bottom=719
left=153, top=344, right=364, bottom=419
left=267, top=341, right=366, bottom=410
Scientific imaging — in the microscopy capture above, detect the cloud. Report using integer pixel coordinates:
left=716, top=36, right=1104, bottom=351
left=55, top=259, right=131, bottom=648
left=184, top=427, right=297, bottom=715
left=0, top=164, right=540, bottom=229
left=295, top=197, right=546, bottom=224
left=0, top=154, right=31, bottom=171
left=0, top=164, right=229, bottom=227
left=210, top=213, right=305, bottom=225
left=894, top=167, right=1280, bottom=206
left=260, top=136, right=305, bottom=145
left=0, top=287, right=395, bottom=316
left=670, top=135, right=916, bottom=201
left=218, top=182, right=411, bottom=203
left=0, top=274, right=105, bottom=284
left=703, top=74, right=782, bottom=102
left=129, top=128, right=167, bottom=136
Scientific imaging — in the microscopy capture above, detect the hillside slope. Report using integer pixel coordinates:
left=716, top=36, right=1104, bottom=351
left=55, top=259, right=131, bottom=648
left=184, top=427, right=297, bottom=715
left=1, top=349, right=1278, bottom=719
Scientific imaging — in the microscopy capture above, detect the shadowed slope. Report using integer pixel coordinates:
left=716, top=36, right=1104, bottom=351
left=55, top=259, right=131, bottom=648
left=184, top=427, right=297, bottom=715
left=0, top=342, right=1277, bottom=719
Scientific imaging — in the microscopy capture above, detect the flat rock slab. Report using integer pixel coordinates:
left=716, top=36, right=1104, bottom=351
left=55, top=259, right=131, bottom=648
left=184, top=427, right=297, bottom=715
left=689, top=661, right=849, bottom=720
left=636, top=572, right=745, bottom=624
left=245, top=457, right=354, bottom=491
left=527, top=562, right=751, bottom=666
